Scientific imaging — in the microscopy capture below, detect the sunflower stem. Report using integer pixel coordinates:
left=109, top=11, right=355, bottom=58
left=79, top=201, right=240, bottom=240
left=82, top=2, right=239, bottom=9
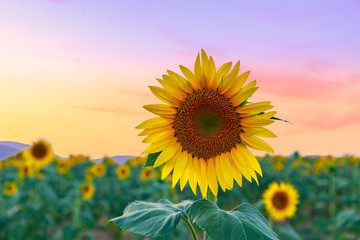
left=204, top=191, right=217, bottom=240
left=181, top=216, right=198, bottom=240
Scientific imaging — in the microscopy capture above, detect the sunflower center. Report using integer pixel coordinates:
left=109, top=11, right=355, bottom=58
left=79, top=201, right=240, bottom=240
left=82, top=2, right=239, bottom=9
left=32, top=143, right=47, bottom=160
left=272, top=191, right=289, bottom=210
left=121, top=169, right=125, bottom=174
left=173, top=89, right=241, bottom=160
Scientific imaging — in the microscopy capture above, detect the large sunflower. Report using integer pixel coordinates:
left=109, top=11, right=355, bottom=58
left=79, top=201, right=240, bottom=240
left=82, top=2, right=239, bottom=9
left=24, top=139, right=53, bottom=169
left=262, top=182, right=299, bottom=221
left=136, top=50, right=277, bottom=198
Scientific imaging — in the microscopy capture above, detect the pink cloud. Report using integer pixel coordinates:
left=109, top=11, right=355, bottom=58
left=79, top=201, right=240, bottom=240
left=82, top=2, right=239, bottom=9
left=297, top=109, right=360, bottom=130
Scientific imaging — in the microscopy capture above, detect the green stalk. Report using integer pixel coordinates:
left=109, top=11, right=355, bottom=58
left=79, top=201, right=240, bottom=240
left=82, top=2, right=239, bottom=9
left=204, top=191, right=217, bottom=240
left=181, top=216, right=198, bottom=240
left=329, top=170, right=336, bottom=238
left=73, top=196, right=82, bottom=240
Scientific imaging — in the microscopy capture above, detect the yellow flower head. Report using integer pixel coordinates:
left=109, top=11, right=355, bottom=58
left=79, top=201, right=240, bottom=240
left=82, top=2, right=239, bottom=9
left=91, top=163, right=106, bottom=177
left=128, top=156, right=145, bottom=167
left=18, top=162, right=34, bottom=178
left=85, top=167, right=95, bottom=181
left=24, top=139, right=53, bottom=169
left=56, top=159, right=70, bottom=174
left=103, top=156, right=117, bottom=166
left=4, top=181, right=18, bottom=196
left=136, top=50, right=277, bottom=198
left=81, top=182, right=95, bottom=200
left=263, top=182, right=299, bottom=221
left=116, top=165, right=131, bottom=180
left=140, top=167, right=153, bottom=181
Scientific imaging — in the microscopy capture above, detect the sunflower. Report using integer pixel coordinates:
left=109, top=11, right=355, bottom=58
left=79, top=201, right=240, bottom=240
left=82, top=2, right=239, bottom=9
left=18, top=162, right=34, bottom=178
left=262, top=182, right=299, bottom=221
left=103, top=156, right=117, bottom=166
left=56, top=159, right=69, bottom=174
left=81, top=182, right=95, bottom=200
left=91, top=163, right=106, bottom=178
left=4, top=181, right=18, bottom=196
left=140, top=167, right=153, bottom=181
left=24, top=139, right=53, bottom=169
left=116, top=165, right=131, bottom=180
left=136, top=50, right=277, bottom=197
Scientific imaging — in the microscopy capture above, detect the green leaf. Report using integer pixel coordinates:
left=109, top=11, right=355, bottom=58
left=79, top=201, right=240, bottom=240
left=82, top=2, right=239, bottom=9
left=190, top=200, right=278, bottom=240
left=270, top=116, right=293, bottom=124
left=109, top=199, right=193, bottom=237
left=274, top=223, right=301, bottom=240
left=144, top=152, right=161, bottom=167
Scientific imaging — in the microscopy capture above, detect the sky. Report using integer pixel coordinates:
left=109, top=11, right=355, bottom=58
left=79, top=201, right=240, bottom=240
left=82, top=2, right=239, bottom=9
left=1, top=0, right=360, bottom=158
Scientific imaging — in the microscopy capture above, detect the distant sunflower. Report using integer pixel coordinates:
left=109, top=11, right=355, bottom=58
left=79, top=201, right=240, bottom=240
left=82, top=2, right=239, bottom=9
left=116, top=165, right=131, bottom=180
left=136, top=50, right=277, bottom=197
left=140, top=167, right=153, bottom=181
left=4, top=181, right=18, bottom=196
left=91, top=163, right=106, bottom=178
left=263, top=182, right=299, bottom=221
left=56, top=160, right=69, bottom=174
left=24, top=139, right=53, bottom=169
left=81, top=182, right=95, bottom=200
left=18, top=162, right=34, bottom=178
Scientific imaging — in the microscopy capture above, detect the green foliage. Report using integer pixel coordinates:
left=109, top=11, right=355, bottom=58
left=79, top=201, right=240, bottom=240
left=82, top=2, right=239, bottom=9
left=190, top=200, right=278, bottom=240
left=144, top=152, right=161, bottom=167
left=109, top=199, right=193, bottom=237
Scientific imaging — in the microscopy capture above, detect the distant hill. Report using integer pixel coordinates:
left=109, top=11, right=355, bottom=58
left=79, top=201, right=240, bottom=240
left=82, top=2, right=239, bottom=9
left=0, top=141, right=135, bottom=164
left=92, top=155, right=135, bottom=165
left=0, top=141, right=31, bottom=160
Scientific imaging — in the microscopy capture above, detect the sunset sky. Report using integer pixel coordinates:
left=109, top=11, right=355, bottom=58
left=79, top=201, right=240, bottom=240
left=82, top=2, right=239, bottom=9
left=1, top=0, right=359, bottom=158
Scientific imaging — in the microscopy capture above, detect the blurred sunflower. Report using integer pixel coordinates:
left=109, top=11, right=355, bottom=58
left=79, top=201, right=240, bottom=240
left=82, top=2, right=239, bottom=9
left=81, top=182, right=95, bottom=200
left=56, top=159, right=69, bottom=174
left=263, top=182, right=299, bottom=221
left=4, top=181, right=18, bottom=196
left=85, top=167, right=95, bottom=181
left=103, top=156, right=117, bottom=166
left=136, top=50, right=277, bottom=197
left=140, top=167, right=153, bottom=181
left=116, top=165, right=131, bottom=180
left=91, top=163, right=106, bottom=178
left=18, top=162, right=34, bottom=178
left=24, top=139, right=53, bottom=169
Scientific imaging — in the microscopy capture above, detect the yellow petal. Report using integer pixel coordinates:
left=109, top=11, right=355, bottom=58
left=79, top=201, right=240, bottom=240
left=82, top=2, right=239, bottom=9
left=236, top=101, right=273, bottom=117
left=231, top=87, right=258, bottom=107
left=215, top=62, right=232, bottom=87
left=225, top=71, right=250, bottom=97
left=215, top=155, right=230, bottom=191
left=231, top=146, right=253, bottom=182
left=220, top=152, right=234, bottom=189
left=142, top=129, right=175, bottom=143
left=241, top=132, right=274, bottom=153
left=149, top=86, right=180, bottom=106
left=143, top=104, right=177, bottom=117
left=172, top=151, right=189, bottom=188
left=180, top=65, right=201, bottom=90
left=256, top=111, right=277, bottom=119
left=237, top=145, right=262, bottom=177
left=167, top=70, right=193, bottom=94
left=241, top=117, right=274, bottom=128
left=142, top=138, right=176, bottom=154
left=189, top=157, right=199, bottom=195
left=180, top=153, right=192, bottom=190
left=161, top=148, right=181, bottom=180
left=136, top=117, right=172, bottom=129
left=153, top=142, right=181, bottom=168
left=207, top=56, right=217, bottom=90
left=198, top=158, right=208, bottom=198
left=219, top=61, right=240, bottom=95
left=138, top=125, right=171, bottom=136
left=158, top=76, right=187, bottom=101
left=242, top=127, right=277, bottom=138
left=207, top=158, right=218, bottom=196
left=230, top=160, right=243, bottom=187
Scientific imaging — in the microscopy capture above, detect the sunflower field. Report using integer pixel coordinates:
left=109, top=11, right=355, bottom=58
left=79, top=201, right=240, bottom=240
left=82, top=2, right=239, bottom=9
left=1, top=142, right=359, bottom=240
